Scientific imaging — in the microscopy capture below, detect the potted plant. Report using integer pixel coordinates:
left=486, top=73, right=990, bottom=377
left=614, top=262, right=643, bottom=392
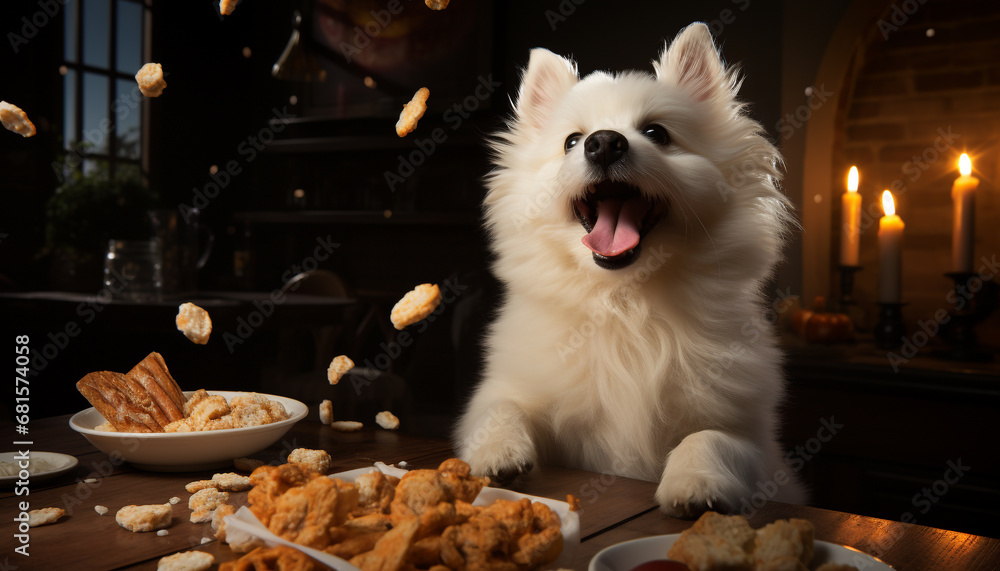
left=44, top=163, right=157, bottom=291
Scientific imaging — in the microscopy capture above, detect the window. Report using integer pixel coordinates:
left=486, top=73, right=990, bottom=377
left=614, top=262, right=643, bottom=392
left=59, top=0, right=150, bottom=183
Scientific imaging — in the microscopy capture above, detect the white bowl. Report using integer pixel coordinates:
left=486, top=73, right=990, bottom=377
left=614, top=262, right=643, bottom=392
left=589, top=534, right=894, bottom=571
left=69, top=391, right=307, bottom=472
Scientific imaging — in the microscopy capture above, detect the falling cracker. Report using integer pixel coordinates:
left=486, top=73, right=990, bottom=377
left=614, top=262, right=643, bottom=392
left=390, top=283, right=441, bottom=330
left=319, top=399, right=334, bottom=424
left=327, top=355, right=354, bottom=384
left=0, top=101, right=36, bottom=137
left=375, top=410, right=400, bottom=430
left=135, top=63, right=167, bottom=97
left=425, top=0, right=450, bottom=9
left=220, top=0, right=238, bottom=16
left=176, top=302, right=212, bottom=344
left=395, top=87, right=429, bottom=137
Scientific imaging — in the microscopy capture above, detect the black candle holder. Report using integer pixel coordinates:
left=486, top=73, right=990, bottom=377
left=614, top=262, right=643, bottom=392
left=837, top=265, right=862, bottom=311
left=873, top=302, right=906, bottom=350
left=939, top=272, right=998, bottom=361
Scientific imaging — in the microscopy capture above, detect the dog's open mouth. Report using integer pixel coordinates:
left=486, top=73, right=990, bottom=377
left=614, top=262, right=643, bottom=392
left=573, top=180, right=666, bottom=270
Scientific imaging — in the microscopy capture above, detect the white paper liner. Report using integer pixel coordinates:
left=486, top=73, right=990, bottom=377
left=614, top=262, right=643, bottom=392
left=223, top=462, right=581, bottom=569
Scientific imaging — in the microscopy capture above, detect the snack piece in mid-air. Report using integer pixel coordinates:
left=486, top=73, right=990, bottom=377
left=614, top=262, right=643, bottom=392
left=395, top=87, right=429, bottom=137
left=136, top=63, right=167, bottom=97
left=375, top=410, right=399, bottom=430
left=176, top=302, right=212, bottom=344
left=0, top=101, right=36, bottom=137
left=319, top=399, right=334, bottom=424
left=219, top=0, right=238, bottom=16
left=390, top=283, right=441, bottom=330
left=327, top=355, right=354, bottom=385
left=425, top=0, right=450, bottom=9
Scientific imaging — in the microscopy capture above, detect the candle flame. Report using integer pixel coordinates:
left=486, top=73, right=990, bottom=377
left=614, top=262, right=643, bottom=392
left=959, top=153, right=972, bottom=176
left=847, top=166, right=859, bottom=193
left=882, top=190, right=896, bottom=217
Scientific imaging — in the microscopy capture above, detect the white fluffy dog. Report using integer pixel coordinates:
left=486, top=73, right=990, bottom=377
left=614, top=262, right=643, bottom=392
left=455, top=23, right=805, bottom=517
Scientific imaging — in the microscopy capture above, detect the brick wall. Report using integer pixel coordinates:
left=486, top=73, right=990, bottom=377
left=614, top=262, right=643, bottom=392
left=832, top=0, right=1000, bottom=346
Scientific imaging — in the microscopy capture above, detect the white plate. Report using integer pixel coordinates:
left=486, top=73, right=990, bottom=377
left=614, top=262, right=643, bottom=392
left=0, top=451, right=78, bottom=486
left=69, top=391, right=307, bottom=471
left=589, top=534, right=894, bottom=571
left=223, top=463, right=582, bottom=570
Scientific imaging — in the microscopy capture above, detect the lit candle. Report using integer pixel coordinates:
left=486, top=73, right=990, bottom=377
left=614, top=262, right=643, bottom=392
left=878, top=190, right=904, bottom=303
left=840, top=166, right=861, bottom=266
left=951, top=153, right=979, bottom=273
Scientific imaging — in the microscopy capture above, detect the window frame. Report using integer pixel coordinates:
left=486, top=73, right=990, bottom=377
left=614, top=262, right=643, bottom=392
left=61, top=0, right=152, bottom=182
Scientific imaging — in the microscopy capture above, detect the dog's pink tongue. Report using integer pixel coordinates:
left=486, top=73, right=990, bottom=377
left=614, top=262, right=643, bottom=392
left=581, top=197, right=647, bottom=257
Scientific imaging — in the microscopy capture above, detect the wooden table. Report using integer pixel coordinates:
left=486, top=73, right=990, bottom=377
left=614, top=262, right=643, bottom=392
left=3, top=415, right=1000, bottom=570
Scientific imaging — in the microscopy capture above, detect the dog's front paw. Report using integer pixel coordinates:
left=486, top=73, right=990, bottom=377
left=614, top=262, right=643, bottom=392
left=457, top=404, right=537, bottom=488
left=656, top=469, right=737, bottom=518
left=656, top=430, right=759, bottom=518
left=463, top=434, right=536, bottom=488
left=486, top=459, right=534, bottom=487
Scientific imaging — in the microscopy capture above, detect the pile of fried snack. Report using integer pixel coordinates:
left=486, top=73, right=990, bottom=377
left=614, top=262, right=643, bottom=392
left=76, top=352, right=287, bottom=432
left=667, top=511, right=859, bottom=571
left=217, top=458, right=564, bottom=571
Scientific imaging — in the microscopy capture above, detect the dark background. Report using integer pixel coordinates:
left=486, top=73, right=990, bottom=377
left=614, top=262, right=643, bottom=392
left=0, top=0, right=790, bottom=424
left=2, top=0, right=998, bottom=539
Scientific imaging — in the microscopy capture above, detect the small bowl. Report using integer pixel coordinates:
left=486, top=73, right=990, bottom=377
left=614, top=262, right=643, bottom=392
left=69, top=391, right=307, bottom=471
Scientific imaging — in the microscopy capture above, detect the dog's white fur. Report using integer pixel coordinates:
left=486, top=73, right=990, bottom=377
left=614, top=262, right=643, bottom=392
left=456, top=23, right=805, bottom=516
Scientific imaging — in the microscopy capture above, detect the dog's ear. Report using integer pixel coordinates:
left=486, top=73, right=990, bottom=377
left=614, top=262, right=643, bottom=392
left=654, top=23, right=729, bottom=102
left=515, top=48, right=578, bottom=131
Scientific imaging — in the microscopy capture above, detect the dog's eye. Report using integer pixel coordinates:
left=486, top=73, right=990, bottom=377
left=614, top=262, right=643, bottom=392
left=641, top=124, right=669, bottom=145
left=564, top=133, right=583, bottom=154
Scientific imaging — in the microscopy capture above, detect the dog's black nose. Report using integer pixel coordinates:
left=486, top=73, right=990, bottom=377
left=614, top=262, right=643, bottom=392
left=584, top=130, right=629, bottom=170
